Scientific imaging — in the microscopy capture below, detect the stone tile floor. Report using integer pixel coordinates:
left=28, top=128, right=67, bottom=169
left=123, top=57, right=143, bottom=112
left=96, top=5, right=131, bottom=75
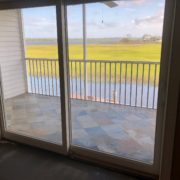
left=4, top=93, right=156, bottom=164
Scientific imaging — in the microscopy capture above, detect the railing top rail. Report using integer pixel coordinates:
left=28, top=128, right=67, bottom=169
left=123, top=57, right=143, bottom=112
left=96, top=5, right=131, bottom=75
left=26, top=58, right=160, bottom=64
left=68, top=60, right=160, bottom=64
left=26, top=58, right=58, bottom=62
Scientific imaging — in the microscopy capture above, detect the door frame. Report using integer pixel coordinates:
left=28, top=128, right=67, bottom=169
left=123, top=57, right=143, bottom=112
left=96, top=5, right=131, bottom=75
left=160, top=0, right=180, bottom=179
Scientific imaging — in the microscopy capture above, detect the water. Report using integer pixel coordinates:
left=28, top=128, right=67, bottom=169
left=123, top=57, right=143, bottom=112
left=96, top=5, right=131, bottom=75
left=27, top=75, right=158, bottom=109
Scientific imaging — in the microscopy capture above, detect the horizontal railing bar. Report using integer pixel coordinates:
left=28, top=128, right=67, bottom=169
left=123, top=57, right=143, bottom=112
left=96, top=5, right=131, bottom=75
left=26, top=58, right=160, bottom=65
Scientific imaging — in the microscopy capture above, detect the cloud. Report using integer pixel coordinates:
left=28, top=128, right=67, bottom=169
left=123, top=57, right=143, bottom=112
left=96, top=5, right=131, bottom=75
left=116, top=0, right=149, bottom=7
left=23, top=1, right=165, bottom=39
left=23, top=17, right=57, bottom=38
left=133, top=0, right=147, bottom=5
left=158, top=2, right=165, bottom=8
left=85, top=7, right=165, bottom=38
left=87, top=21, right=118, bottom=29
left=133, top=9, right=164, bottom=26
left=69, top=8, right=165, bottom=38
left=25, top=17, right=56, bottom=27
left=129, top=8, right=164, bottom=37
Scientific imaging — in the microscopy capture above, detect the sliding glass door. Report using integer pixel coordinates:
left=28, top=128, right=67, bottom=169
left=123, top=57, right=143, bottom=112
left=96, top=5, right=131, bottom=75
left=0, top=0, right=173, bottom=176
left=0, top=5, right=68, bottom=153
left=67, top=0, right=167, bottom=174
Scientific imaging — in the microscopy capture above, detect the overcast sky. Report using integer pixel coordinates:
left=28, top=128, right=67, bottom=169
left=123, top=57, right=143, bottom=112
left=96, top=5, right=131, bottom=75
left=22, top=0, right=165, bottom=39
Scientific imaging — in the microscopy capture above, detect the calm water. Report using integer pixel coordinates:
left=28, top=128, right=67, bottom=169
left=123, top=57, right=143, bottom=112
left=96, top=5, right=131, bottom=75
left=27, top=76, right=158, bottom=109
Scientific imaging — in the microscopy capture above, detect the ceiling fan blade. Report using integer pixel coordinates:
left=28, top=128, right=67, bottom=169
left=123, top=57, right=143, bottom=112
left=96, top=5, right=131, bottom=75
left=102, top=1, right=119, bottom=8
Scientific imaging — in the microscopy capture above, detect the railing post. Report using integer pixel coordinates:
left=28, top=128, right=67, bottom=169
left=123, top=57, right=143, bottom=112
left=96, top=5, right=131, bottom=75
left=113, top=90, right=117, bottom=104
left=83, top=4, right=87, bottom=100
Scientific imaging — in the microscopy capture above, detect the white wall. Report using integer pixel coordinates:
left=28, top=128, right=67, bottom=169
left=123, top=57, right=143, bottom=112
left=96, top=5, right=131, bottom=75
left=0, top=9, right=27, bottom=99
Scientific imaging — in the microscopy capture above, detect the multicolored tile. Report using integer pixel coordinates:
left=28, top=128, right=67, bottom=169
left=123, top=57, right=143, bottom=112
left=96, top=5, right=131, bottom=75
left=4, top=93, right=156, bottom=164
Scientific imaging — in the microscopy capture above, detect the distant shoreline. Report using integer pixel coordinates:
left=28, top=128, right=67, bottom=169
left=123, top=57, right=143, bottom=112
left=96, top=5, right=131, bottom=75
left=25, top=37, right=162, bottom=46
left=25, top=38, right=121, bottom=46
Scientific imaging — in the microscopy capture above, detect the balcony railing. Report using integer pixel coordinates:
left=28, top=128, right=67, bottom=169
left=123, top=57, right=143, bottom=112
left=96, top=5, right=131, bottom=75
left=26, top=58, right=160, bottom=109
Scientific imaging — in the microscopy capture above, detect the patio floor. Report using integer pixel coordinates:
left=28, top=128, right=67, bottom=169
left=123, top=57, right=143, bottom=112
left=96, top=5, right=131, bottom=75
left=4, top=93, right=156, bottom=164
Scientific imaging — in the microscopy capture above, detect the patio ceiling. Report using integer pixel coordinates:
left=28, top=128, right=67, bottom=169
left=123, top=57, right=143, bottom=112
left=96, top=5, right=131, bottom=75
left=0, top=0, right=121, bottom=10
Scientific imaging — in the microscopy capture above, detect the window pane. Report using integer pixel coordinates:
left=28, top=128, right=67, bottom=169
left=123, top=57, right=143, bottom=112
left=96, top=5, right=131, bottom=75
left=2, top=6, right=62, bottom=145
left=68, top=0, right=165, bottom=164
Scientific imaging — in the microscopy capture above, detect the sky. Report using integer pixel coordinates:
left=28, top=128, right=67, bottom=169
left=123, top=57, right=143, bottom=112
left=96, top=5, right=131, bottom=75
left=22, top=0, right=165, bottom=39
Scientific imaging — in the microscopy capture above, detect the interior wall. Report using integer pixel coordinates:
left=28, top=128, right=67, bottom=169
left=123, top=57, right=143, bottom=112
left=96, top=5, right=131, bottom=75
left=0, top=9, right=27, bottom=99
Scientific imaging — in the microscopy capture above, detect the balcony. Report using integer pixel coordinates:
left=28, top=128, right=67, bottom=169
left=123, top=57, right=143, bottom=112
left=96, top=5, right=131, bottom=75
left=4, top=58, right=159, bottom=164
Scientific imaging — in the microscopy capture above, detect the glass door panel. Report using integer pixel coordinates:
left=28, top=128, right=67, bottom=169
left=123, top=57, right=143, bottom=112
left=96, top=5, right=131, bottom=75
left=67, top=0, right=165, bottom=165
left=1, top=6, right=62, bottom=145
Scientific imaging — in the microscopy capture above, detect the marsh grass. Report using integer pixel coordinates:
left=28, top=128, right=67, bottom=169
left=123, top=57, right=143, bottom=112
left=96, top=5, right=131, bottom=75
left=26, top=43, right=161, bottom=85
